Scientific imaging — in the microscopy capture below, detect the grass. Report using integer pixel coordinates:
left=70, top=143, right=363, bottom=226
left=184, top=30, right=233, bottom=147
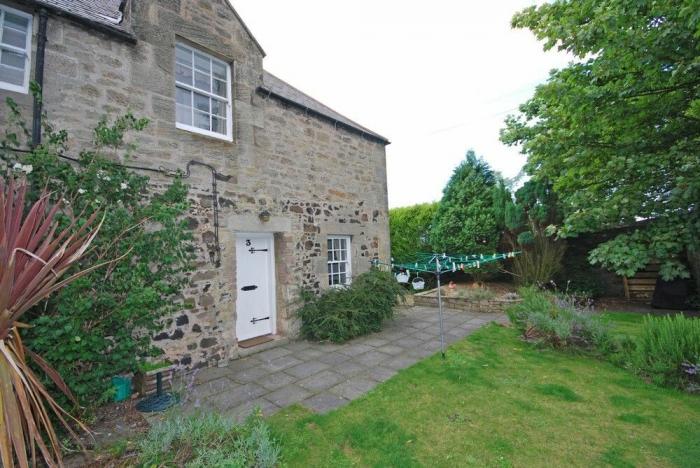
left=269, top=322, right=700, bottom=467
left=600, top=311, right=647, bottom=338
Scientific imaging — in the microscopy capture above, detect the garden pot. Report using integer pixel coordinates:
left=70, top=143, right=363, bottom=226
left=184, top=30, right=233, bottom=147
left=134, top=364, right=176, bottom=397
left=111, top=375, right=133, bottom=402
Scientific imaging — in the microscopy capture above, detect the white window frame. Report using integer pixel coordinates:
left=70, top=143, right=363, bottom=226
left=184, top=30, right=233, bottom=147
left=327, top=235, right=352, bottom=287
left=174, top=42, right=233, bottom=141
left=0, top=4, right=33, bottom=94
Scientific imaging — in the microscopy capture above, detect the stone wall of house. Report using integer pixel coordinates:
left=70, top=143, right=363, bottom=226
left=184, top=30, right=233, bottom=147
left=0, top=0, right=389, bottom=369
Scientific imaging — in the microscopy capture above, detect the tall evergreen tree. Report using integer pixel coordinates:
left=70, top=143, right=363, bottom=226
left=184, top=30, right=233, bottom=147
left=430, top=150, right=502, bottom=255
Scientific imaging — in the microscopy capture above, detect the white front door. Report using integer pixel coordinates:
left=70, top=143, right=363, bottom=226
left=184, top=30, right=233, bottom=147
left=235, top=233, right=276, bottom=341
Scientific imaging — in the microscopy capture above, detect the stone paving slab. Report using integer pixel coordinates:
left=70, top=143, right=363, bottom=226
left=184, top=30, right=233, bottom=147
left=189, top=306, right=503, bottom=418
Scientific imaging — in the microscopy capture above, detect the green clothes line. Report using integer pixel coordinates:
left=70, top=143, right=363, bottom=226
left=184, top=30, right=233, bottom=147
left=372, top=251, right=520, bottom=358
left=384, top=251, right=520, bottom=275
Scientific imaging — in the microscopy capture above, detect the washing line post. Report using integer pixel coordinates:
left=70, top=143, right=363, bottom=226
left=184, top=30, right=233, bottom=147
left=436, top=256, right=446, bottom=359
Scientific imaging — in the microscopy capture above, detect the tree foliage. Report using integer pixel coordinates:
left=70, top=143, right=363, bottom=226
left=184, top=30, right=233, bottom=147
left=501, top=0, right=700, bottom=281
left=430, top=150, right=502, bottom=255
left=389, top=202, right=438, bottom=262
left=1, top=101, right=193, bottom=405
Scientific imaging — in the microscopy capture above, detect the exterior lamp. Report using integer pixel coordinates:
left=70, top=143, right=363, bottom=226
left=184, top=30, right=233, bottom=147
left=258, top=210, right=271, bottom=223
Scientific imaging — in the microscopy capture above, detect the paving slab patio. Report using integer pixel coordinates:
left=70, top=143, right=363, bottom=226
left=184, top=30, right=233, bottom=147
left=185, top=306, right=503, bottom=421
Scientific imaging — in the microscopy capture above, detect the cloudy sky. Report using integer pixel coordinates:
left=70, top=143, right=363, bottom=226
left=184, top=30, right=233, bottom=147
left=233, top=1, right=571, bottom=208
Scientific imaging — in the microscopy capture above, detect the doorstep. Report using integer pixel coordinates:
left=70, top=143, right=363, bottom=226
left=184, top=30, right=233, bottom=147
left=236, top=334, right=289, bottom=358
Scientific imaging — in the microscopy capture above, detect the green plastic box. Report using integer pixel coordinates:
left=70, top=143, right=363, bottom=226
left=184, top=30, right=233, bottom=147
left=111, top=375, right=132, bottom=402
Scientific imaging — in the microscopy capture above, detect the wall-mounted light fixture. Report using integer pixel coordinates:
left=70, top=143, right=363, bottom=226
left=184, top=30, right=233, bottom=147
left=258, top=210, right=271, bottom=223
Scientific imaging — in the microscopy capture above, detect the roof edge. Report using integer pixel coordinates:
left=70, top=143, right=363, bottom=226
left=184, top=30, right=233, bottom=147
left=257, top=85, right=390, bottom=145
left=28, top=0, right=137, bottom=43
left=225, top=1, right=266, bottom=58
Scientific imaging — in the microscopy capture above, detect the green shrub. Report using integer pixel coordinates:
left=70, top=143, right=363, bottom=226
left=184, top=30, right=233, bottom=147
left=506, top=287, right=610, bottom=350
left=298, top=269, right=404, bottom=342
left=138, top=410, right=279, bottom=467
left=511, top=232, right=566, bottom=287
left=634, top=315, right=700, bottom=388
left=389, top=202, right=438, bottom=262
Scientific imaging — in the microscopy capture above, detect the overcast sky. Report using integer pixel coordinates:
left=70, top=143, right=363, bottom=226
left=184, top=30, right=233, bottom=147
left=233, top=1, right=571, bottom=208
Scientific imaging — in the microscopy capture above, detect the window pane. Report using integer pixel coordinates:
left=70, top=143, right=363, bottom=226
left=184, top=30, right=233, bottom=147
left=340, top=248, right=347, bottom=261
left=0, top=64, right=23, bottom=85
left=176, top=104, right=192, bottom=125
left=1, top=50, right=24, bottom=69
left=176, top=87, right=191, bottom=105
left=175, top=63, right=192, bottom=86
left=339, top=239, right=347, bottom=250
left=340, top=273, right=347, bottom=284
left=328, top=263, right=332, bottom=274
left=332, top=263, right=339, bottom=274
left=2, top=27, right=25, bottom=48
left=212, top=78, right=227, bottom=98
left=327, top=239, right=333, bottom=251
left=212, top=61, right=227, bottom=80
left=193, top=93, right=210, bottom=112
left=211, top=99, right=226, bottom=117
left=193, top=111, right=210, bottom=130
left=211, top=116, right=226, bottom=135
left=194, top=71, right=210, bottom=92
left=338, top=263, right=346, bottom=274
left=5, top=13, right=29, bottom=32
left=194, top=52, right=210, bottom=72
left=175, top=45, right=192, bottom=65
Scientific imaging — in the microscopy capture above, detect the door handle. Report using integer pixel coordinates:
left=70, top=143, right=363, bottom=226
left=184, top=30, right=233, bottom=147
left=241, top=285, right=258, bottom=291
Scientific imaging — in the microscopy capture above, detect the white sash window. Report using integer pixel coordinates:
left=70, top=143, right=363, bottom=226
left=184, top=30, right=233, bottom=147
left=0, top=5, right=32, bottom=93
left=175, top=42, right=232, bottom=141
left=327, top=235, right=352, bottom=286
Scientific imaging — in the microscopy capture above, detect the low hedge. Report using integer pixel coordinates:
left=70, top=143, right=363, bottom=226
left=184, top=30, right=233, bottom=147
left=298, top=269, right=404, bottom=342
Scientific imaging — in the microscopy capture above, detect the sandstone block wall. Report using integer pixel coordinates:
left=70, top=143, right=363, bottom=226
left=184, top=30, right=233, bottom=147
left=0, top=0, right=390, bottom=368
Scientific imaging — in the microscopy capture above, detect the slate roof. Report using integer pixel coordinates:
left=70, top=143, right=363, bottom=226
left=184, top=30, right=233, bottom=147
left=30, top=0, right=134, bottom=38
left=260, top=71, right=389, bottom=145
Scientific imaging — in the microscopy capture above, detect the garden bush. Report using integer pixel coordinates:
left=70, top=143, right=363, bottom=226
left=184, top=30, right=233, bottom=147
left=298, top=269, right=405, bottom=342
left=633, top=314, right=700, bottom=390
left=138, top=410, right=279, bottom=467
left=506, top=287, right=610, bottom=350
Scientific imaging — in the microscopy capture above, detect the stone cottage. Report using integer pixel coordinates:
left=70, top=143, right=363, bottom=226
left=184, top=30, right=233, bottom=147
left=0, top=0, right=390, bottom=368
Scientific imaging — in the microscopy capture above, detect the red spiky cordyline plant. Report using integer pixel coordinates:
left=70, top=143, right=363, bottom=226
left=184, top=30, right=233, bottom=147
left=0, top=176, right=109, bottom=467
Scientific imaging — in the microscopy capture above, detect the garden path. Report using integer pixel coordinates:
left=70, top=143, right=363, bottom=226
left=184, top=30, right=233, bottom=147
left=182, top=306, right=504, bottom=421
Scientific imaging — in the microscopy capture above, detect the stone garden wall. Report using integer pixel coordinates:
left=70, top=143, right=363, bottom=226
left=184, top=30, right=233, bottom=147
left=413, top=290, right=521, bottom=314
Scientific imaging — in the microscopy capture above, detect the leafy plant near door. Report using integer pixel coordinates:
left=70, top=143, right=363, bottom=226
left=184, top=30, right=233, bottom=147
left=298, top=269, right=405, bottom=342
left=0, top=177, right=108, bottom=467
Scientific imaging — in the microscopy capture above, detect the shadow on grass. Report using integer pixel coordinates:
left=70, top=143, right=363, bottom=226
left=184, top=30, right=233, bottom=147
left=535, top=383, right=583, bottom=402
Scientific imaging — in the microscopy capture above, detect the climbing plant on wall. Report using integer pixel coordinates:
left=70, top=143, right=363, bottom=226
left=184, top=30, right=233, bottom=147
left=1, top=100, right=193, bottom=406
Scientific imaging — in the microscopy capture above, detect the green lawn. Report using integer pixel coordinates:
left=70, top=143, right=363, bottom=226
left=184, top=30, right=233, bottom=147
left=600, top=311, right=647, bottom=338
left=269, top=321, right=700, bottom=467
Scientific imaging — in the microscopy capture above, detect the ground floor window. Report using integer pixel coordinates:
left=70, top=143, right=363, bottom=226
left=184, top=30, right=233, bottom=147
left=327, top=235, right=351, bottom=286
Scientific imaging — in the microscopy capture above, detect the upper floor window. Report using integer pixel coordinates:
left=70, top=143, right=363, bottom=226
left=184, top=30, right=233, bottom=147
left=328, top=235, right=352, bottom=287
left=0, top=5, right=32, bottom=93
left=175, top=42, right=232, bottom=141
